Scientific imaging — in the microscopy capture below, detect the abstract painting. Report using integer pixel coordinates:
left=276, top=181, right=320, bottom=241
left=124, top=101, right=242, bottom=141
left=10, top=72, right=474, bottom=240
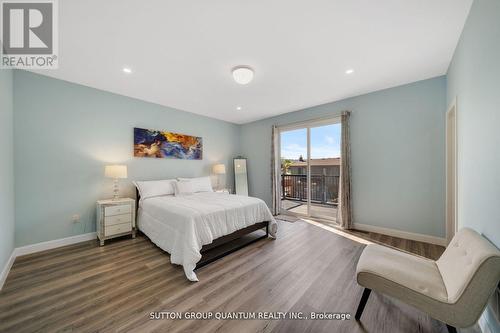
left=134, top=127, right=203, bottom=160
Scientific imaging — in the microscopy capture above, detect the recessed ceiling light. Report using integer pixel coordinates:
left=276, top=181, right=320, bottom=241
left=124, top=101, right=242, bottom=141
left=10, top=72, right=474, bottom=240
left=236, top=106, right=242, bottom=110
left=232, top=66, right=254, bottom=85
left=345, top=69, right=354, bottom=75
left=123, top=67, right=132, bottom=74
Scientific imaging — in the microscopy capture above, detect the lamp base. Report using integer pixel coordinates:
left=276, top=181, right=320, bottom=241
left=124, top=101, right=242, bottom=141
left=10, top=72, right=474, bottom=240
left=112, top=179, right=120, bottom=200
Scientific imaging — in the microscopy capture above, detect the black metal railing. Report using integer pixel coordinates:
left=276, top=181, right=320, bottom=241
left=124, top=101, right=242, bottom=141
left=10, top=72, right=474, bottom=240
left=281, top=174, right=339, bottom=206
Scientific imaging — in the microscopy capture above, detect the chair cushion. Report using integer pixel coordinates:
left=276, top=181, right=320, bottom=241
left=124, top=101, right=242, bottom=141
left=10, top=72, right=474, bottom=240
left=356, top=244, right=448, bottom=302
left=437, top=228, right=500, bottom=303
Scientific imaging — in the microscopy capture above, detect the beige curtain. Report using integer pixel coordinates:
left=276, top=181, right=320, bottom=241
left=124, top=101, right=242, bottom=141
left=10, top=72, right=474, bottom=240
left=271, top=125, right=281, bottom=215
left=338, top=111, right=353, bottom=229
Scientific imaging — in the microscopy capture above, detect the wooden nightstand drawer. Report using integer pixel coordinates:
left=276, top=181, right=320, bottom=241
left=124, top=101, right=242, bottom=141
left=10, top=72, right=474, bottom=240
left=104, top=213, right=131, bottom=226
left=104, top=204, right=131, bottom=217
left=105, top=222, right=132, bottom=236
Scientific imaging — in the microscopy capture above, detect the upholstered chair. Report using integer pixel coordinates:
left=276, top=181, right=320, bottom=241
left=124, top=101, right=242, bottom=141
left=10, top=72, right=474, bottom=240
left=355, top=228, right=500, bottom=333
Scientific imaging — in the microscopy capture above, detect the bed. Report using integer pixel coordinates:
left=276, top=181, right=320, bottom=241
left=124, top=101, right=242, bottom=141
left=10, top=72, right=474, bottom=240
left=135, top=179, right=277, bottom=281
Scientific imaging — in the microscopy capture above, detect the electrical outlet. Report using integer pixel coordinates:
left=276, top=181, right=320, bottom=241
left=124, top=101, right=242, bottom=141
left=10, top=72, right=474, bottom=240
left=72, top=214, right=80, bottom=223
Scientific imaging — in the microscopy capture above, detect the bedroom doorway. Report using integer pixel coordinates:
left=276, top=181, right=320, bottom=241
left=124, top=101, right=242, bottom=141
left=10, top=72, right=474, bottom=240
left=279, top=117, right=341, bottom=221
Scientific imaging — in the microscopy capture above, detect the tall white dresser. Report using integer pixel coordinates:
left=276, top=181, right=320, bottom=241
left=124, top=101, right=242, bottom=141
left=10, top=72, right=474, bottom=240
left=96, top=198, right=136, bottom=246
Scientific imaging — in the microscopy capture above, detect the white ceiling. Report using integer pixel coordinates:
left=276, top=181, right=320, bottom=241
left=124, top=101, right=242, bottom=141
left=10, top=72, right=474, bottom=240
left=32, top=0, right=473, bottom=124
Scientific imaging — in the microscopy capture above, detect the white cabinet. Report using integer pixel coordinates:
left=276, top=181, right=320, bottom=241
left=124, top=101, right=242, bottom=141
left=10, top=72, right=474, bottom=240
left=96, top=198, right=136, bottom=246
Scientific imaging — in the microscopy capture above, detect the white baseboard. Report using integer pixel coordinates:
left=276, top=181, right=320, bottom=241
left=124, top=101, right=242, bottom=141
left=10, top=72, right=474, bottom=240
left=477, top=301, right=500, bottom=333
left=0, top=250, right=16, bottom=291
left=353, top=223, right=448, bottom=247
left=14, top=232, right=97, bottom=257
left=478, top=311, right=490, bottom=333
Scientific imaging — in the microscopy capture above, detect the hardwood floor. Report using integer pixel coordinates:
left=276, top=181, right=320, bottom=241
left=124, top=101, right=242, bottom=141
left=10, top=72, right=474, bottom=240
left=345, top=228, right=445, bottom=260
left=299, top=217, right=446, bottom=260
left=0, top=221, right=448, bottom=333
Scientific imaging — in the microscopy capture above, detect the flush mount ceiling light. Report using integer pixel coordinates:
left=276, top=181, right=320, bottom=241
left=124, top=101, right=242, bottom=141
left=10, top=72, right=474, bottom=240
left=123, top=67, right=132, bottom=74
left=236, top=106, right=242, bottom=110
left=232, top=66, right=254, bottom=85
left=345, top=69, right=354, bottom=75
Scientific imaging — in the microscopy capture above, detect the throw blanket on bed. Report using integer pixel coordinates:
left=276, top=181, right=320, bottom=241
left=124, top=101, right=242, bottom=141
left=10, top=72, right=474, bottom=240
left=138, top=192, right=277, bottom=281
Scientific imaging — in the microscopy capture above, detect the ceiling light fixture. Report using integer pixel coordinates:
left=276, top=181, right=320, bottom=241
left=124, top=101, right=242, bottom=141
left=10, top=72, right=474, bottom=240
left=123, top=67, right=132, bottom=74
left=345, top=69, right=354, bottom=75
left=232, top=66, right=254, bottom=85
left=236, top=106, right=242, bottom=110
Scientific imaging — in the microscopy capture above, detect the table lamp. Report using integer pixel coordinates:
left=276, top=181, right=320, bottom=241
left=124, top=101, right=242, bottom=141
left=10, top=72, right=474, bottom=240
left=105, top=165, right=128, bottom=200
left=212, top=164, right=226, bottom=190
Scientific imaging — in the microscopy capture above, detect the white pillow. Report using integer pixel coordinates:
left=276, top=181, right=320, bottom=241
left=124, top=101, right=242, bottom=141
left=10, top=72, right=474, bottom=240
left=134, top=179, right=176, bottom=199
left=177, top=176, right=213, bottom=193
left=174, top=180, right=195, bottom=196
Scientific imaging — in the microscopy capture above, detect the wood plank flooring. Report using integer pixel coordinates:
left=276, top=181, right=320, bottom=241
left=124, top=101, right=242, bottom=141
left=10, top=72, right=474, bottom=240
left=0, top=221, right=449, bottom=333
left=302, top=218, right=446, bottom=260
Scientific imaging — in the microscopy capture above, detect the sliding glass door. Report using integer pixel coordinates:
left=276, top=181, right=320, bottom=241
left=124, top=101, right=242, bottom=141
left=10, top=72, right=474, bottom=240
left=279, top=118, right=341, bottom=221
left=309, top=123, right=341, bottom=219
left=280, top=128, right=309, bottom=215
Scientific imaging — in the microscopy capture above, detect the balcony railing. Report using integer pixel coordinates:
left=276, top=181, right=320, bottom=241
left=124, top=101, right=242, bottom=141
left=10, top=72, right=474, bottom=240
left=281, top=174, right=339, bottom=206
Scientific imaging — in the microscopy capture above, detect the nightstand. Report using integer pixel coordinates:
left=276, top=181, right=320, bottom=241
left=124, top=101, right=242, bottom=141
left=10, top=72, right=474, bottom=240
left=96, top=198, right=136, bottom=246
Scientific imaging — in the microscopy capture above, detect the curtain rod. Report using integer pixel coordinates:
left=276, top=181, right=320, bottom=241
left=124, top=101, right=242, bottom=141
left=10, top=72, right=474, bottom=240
left=273, top=110, right=350, bottom=129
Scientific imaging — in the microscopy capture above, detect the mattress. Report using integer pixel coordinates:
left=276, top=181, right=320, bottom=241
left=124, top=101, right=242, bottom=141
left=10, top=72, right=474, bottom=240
left=138, top=192, right=277, bottom=281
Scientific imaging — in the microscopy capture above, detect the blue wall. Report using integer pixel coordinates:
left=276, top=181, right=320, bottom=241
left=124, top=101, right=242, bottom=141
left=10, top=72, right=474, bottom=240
left=447, top=0, right=500, bottom=248
left=11, top=71, right=448, bottom=244
left=241, top=77, right=447, bottom=238
left=13, top=71, right=240, bottom=246
left=0, top=69, right=15, bottom=272
left=11, top=71, right=448, bottom=246
left=446, top=2, right=500, bottom=330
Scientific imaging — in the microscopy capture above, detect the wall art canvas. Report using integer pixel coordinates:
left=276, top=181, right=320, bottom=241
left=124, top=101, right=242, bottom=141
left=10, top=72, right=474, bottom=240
left=134, top=127, right=203, bottom=160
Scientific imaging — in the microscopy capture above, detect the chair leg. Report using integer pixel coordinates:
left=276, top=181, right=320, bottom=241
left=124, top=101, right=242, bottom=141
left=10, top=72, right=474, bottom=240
left=446, top=324, right=457, bottom=333
left=355, top=288, right=372, bottom=320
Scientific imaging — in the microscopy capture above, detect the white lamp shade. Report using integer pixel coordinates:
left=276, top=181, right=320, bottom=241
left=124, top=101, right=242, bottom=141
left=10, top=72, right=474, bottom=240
left=212, top=164, right=226, bottom=174
left=105, top=165, right=128, bottom=179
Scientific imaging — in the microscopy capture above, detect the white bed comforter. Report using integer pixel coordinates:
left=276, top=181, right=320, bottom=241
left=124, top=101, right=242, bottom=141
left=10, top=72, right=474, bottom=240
left=138, top=192, right=277, bottom=281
